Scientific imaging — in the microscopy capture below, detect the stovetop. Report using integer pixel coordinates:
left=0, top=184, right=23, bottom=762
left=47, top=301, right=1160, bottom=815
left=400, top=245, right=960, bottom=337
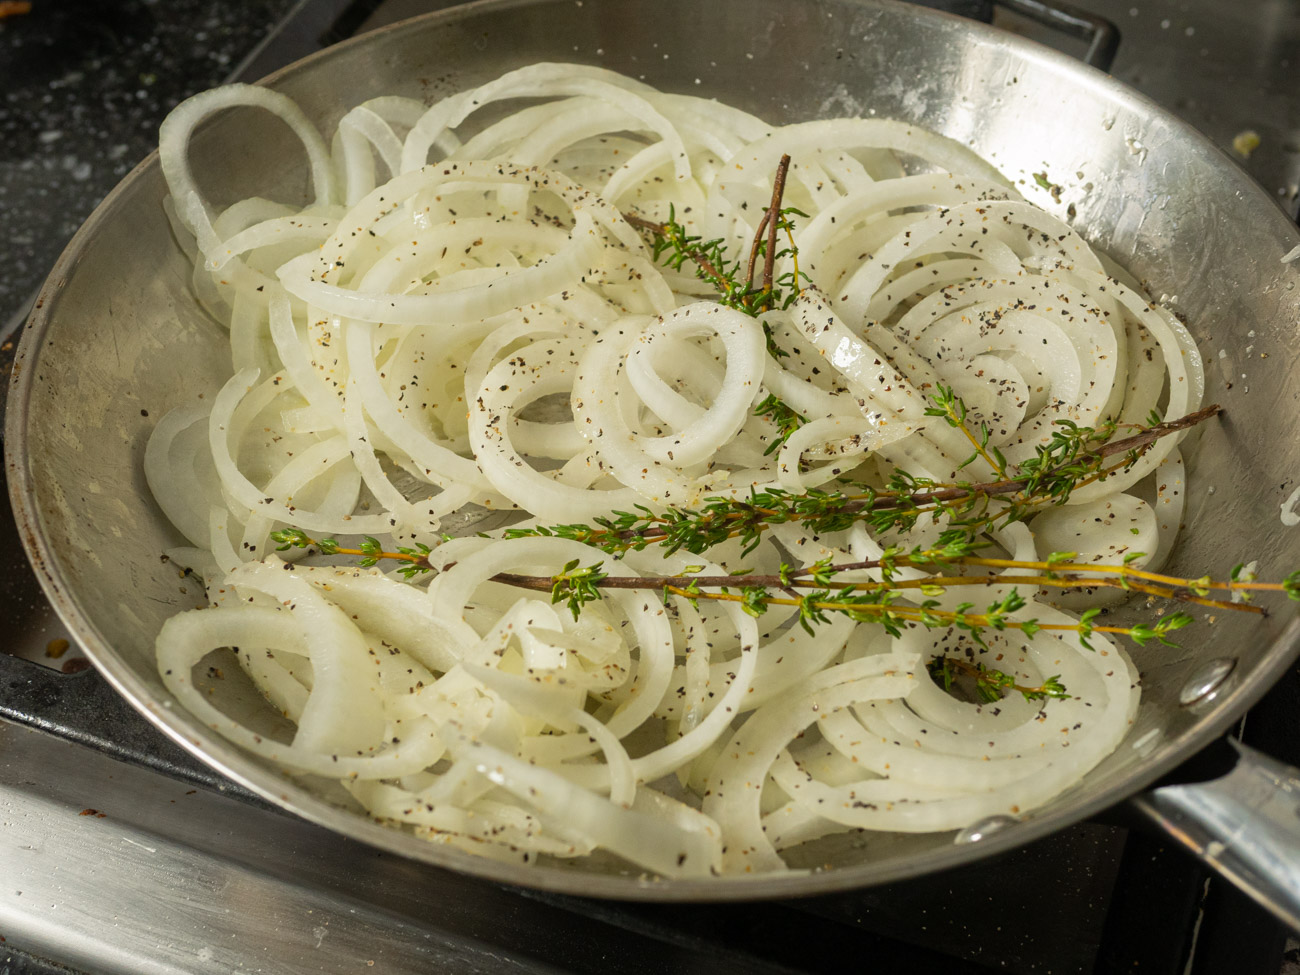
left=1, top=1, right=1297, bottom=973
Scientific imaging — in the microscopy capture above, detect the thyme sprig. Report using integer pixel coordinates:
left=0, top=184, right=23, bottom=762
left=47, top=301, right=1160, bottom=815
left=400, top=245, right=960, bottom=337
left=753, top=394, right=809, bottom=457
left=268, top=533, right=1298, bottom=640
left=624, top=202, right=808, bottom=326
left=264, top=523, right=1299, bottom=704
left=502, top=401, right=1222, bottom=558
left=626, top=153, right=808, bottom=321
left=270, top=522, right=1222, bottom=700
left=626, top=154, right=810, bottom=451
left=511, top=558, right=1289, bottom=645
left=929, top=656, right=1070, bottom=704
left=269, top=528, right=432, bottom=580
left=927, top=384, right=1008, bottom=477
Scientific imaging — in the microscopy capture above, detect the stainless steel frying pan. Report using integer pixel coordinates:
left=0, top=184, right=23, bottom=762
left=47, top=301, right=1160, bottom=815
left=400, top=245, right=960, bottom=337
left=9, top=0, right=1300, bottom=918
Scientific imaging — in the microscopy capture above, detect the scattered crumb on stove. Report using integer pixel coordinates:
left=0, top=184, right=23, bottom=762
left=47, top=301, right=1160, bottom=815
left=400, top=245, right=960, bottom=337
left=1232, top=129, right=1261, bottom=158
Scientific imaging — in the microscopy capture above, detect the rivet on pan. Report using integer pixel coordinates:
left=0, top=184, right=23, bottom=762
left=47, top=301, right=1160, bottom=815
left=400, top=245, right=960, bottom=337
left=1178, top=657, right=1237, bottom=708
left=953, top=815, right=1017, bottom=845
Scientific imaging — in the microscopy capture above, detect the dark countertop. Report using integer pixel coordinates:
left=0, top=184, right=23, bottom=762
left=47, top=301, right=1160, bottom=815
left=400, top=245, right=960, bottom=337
left=0, top=0, right=300, bottom=330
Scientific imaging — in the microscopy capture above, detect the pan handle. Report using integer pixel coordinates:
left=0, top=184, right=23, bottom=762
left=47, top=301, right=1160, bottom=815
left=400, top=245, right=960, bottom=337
left=1128, top=739, right=1300, bottom=933
left=993, top=0, right=1121, bottom=71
